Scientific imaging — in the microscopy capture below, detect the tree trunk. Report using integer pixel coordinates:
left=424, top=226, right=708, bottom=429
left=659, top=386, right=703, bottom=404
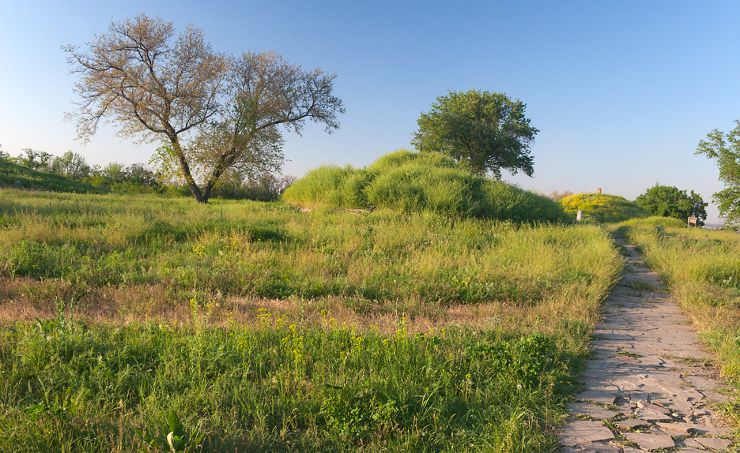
left=170, top=140, right=207, bottom=203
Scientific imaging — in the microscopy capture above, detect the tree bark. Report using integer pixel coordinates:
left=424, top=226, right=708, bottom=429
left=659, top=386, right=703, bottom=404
left=170, top=140, right=207, bottom=203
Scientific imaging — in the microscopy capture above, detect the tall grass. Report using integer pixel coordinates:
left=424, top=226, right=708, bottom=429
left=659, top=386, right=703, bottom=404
left=282, top=150, right=568, bottom=222
left=0, top=189, right=623, bottom=450
left=618, top=217, right=739, bottom=384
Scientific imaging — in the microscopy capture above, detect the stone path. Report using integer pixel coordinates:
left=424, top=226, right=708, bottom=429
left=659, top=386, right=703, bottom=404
left=560, top=241, right=736, bottom=452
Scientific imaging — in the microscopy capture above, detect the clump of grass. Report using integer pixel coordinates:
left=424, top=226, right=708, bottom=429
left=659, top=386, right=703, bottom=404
left=282, top=150, right=569, bottom=222
left=561, top=193, right=646, bottom=223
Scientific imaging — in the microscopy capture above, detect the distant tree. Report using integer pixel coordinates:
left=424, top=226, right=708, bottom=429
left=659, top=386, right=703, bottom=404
left=0, top=144, right=8, bottom=161
left=549, top=190, right=573, bottom=201
left=15, top=148, right=54, bottom=171
left=101, top=163, right=126, bottom=183
left=412, top=90, right=538, bottom=178
left=696, top=121, right=740, bottom=225
left=635, top=184, right=707, bottom=224
left=50, top=151, right=91, bottom=179
left=65, top=14, right=343, bottom=203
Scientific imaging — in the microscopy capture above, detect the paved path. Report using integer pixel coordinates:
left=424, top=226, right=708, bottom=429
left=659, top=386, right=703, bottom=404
left=560, top=241, right=735, bottom=452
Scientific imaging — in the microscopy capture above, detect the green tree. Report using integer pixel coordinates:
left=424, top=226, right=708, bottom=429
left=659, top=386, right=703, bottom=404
left=412, top=90, right=538, bottom=178
left=696, top=121, right=740, bottom=225
left=635, top=184, right=707, bottom=224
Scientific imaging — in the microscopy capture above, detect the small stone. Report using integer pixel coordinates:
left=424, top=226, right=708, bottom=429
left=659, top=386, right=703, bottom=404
left=682, top=438, right=704, bottom=449
left=623, top=432, right=675, bottom=451
left=568, top=402, right=620, bottom=420
left=694, top=437, right=732, bottom=450
left=560, top=420, right=614, bottom=446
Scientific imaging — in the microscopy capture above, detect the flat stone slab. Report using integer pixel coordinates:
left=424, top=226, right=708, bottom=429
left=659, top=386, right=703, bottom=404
left=693, top=437, right=733, bottom=450
left=623, top=432, right=675, bottom=450
left=559, top=240, right=735, bottom=452
left=560, top=420, right=614, bottom=446
left=615, top=418, right=651, bottom=431
left=567, top=402, right=620, bottom=420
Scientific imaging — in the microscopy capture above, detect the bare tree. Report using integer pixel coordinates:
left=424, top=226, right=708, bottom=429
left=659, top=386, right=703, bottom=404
left=65, top=14, right=344, bottom=203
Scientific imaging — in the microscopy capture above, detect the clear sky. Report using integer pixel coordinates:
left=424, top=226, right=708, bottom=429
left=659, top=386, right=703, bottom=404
left=1, top=1, right=739, bottom=222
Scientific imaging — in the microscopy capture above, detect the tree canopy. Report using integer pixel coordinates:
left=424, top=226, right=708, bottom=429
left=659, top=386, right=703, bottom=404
left=65, top=14, right=344, bottom=203
left=696, top=121, right=740, bottom=225
left=635, top=184, right=707, bottom=224
left=412, top=90, right=538, bottom=178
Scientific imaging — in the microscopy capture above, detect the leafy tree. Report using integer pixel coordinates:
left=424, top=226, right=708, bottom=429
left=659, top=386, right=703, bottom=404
left=14, top=148, right=54, bottom=171
left=49, top=151, right=91, bottom=179
left=635, top=184, right=707, bottom=224
left=412, top=90, right=538, bottom=178
left=65, top=14, right=343, bottom=203
left=696, top=121, right=740, bottom=225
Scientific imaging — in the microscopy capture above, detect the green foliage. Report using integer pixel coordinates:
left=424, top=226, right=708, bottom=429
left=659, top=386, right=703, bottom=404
left=0, top=320, right=582, bottom=451
left=635, top=184, right=707, bottom=223
left=696, top=121, right=740, bottom=225
left=412, top=90, right=538, bottom=178
left=283, top=150, right=567, bottom=222
left=560, top=192, right=646, bottom=223
left=0, top=159, right=100, bottom=193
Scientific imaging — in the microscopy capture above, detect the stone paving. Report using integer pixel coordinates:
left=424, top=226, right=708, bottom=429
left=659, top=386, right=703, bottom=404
left=559, top=242, right=736, bottom=452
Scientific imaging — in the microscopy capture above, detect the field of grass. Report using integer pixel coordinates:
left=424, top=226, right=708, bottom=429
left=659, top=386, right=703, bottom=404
left=618, top=217, right=739, bottom=386
left=0, top=189, right=623, bottom=451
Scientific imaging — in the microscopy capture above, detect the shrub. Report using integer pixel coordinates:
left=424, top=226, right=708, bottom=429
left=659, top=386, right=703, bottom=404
left=560, top=193, right=645, bottom=223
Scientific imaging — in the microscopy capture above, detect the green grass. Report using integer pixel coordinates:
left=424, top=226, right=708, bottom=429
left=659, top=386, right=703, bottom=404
left=618, top=217, right=739, bottom=385
left=0, top=189, right=623, bottom=451
left=0, top=159, right=100, bottom=193
left=282, top=150, right=568, bottom=222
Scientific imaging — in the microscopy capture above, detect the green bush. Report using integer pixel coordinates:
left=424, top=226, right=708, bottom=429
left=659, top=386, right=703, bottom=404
left=283, top=150, right=568, bottom=222
left=560, top=193, right=646, bottom=223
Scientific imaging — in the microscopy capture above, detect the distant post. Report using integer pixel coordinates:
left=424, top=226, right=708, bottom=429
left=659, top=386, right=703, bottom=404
left=576, top=210, right=583, bottom=222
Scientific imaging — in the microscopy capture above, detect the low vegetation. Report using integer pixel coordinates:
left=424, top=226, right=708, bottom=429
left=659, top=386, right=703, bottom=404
left=0, top=159, right=99, bottom=194
left=619, top=217, right=739, bottom=385
left=0, top=189, right=622, bottom=451
left=283, top=150, right=567, bottom=222
left=560, top=192, right=646, bottom=223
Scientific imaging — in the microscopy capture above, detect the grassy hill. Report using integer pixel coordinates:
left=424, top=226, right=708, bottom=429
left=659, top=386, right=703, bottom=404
left=0, top=159, right=99, bottom=193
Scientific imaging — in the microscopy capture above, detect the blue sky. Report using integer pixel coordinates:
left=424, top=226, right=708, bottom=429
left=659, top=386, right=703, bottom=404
left=1, top=1, right=739, bottom=221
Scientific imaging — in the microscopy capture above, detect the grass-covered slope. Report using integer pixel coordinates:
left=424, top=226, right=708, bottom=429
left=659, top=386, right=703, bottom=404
left=283, top=150, right=568, bottom=222
left=0, top=189, right=623, bottom=451
left=618, top=217, right=740, bottom=386
left=560, top=192, right=646, bottom=223
left=0, top=159, right=99, bottom=193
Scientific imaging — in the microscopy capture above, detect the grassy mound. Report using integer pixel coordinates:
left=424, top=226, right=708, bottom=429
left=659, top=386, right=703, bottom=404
left=0, top=159, right=99, bottom=193
left=560, top=193, right=645, bottom=223
left=283, top=150, right=567, bottom=222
